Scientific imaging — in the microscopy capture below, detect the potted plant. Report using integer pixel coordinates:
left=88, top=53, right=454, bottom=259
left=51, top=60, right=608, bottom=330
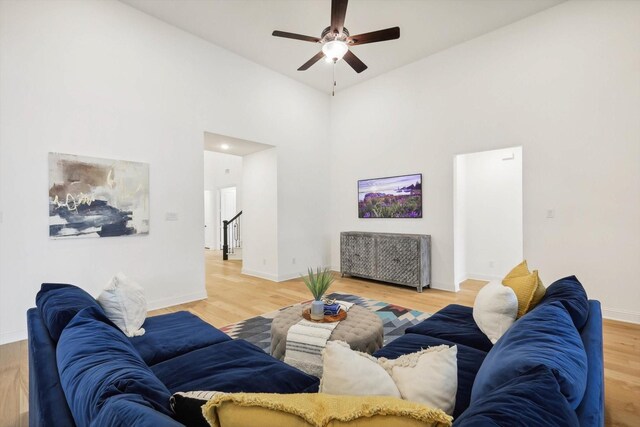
left=301, top=267, right=335, bottom=320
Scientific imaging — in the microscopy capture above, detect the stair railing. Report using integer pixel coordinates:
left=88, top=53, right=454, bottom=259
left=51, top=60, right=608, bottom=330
left=223, top=210, right=242, bottom=261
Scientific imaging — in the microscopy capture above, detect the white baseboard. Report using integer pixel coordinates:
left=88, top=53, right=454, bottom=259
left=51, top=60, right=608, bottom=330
left=0, top=329, right=27, bottom=346
left=602, top=307, right=640, bottom=324
left=429, top=281, right=457, bottom=292
left=242, top=268, right=335, bottom=283
left=462, top=273, right=501, bottom=282
left=241, top=268, right=278, bottom=282
left=147, top=290, right=208, bottom=311
left=277, top=272, right=302, bottom=282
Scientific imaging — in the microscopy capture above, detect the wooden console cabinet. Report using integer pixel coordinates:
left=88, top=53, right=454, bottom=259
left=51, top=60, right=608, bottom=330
left=340, top=231, right=431, bottom=292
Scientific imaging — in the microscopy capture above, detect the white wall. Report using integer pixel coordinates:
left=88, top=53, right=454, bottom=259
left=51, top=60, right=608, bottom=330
left=0, top=0, right=330, bottom=344
left=329, top=1, right=640, bottom=322
left=242, top=148, right=278, bottom=280
left=455, top=147, right=523, bottom=283
left=277, top=139, right=332, bottom=281
left=203, top=150, right=243, bottom=248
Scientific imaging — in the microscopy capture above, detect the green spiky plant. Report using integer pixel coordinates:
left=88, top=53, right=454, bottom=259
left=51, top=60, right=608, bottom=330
left=301, top=267, right=335, bottom=301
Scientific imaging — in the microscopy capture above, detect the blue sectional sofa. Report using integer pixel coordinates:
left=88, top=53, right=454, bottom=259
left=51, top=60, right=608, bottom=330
left=28, top=275, right=603, bottom=426
left=28, top=284, right=319, bottom=427
left=375, top=275, right=604, bottom=426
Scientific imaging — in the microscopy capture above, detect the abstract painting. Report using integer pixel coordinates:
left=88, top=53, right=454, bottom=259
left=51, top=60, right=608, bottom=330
left=358, top=173, right=422, bottom=218
left=48, top=153, right=149, bottom=238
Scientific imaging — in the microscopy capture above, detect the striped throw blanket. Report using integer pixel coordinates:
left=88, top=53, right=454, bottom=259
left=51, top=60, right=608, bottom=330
left=283, top=301, right=354, bottom=377
left=284, top=320, right=339, bottom=377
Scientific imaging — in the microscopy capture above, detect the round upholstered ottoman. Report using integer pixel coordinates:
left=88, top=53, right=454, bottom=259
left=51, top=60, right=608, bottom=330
left=270, top=304, right=384, bottom=360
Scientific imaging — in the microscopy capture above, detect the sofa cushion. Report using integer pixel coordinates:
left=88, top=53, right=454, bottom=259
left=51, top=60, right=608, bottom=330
left=539, top=275, right=589, bottom=330
left=454, top=365, right=579, bottom=427
left=471, top=302, right=588, bottom=409
left=36, top=283, right=103, bottom=342
left=130, top=311, right=232, bottom=365
left=151, top=339, right=319, bottom=394
left=374, top=333, right=487, bottom=418
left=57, top=307, right=173, bottom=426
left=89, top=394, right=183, bottom=427
left=405, top=304, right=493, bottom=352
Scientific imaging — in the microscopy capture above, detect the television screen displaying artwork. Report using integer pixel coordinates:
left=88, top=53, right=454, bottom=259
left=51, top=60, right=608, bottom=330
left=358, top=173, right=422, bottom=218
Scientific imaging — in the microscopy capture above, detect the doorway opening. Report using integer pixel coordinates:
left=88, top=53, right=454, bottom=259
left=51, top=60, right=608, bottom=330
left=453, top=147, right=523, bottom=290
left=203, top=148, right=243, bottom=260
left=203, top=131, right=275, bottom=272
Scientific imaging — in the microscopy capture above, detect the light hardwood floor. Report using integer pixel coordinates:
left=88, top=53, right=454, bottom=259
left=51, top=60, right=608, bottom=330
left=1, top=250, right=638, bottom=426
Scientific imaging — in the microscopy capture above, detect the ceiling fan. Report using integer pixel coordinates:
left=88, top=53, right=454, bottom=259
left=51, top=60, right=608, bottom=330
left=272, top=0, right=400, bottom=74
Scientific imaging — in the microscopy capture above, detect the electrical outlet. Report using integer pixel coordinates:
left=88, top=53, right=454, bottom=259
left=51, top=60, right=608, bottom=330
left=546, top=209, right=555, bottom=219
left=292, top=257, right=296, bottom=264
left=263, top=258, right=267, bottom=265
left=489, top=261, right=494, bottom=268
left=165, top=212, right=178, bottom=221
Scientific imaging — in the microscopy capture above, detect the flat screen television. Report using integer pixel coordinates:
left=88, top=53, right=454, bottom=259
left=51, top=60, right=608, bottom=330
left=358, top=173, right=422, bottom=218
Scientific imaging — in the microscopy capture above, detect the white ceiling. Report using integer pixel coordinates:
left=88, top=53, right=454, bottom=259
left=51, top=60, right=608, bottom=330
left=204, top=132, right=273, bottom=156
left=120, top=0, right=564, bottom=94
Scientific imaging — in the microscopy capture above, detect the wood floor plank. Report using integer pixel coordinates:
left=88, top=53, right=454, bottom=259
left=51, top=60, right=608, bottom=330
left=0, top=250, right=638, bottom=426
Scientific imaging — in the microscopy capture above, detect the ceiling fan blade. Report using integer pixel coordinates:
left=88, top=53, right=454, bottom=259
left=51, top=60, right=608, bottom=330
left=298, top=51, right=325, bottom=71
left=272, top=30, right=320, bottom=43
left=331, top=0, right=348, bottom=35
left=349, top=27, right=400, bottom=46
left=343, top=50, right=367, bottom=73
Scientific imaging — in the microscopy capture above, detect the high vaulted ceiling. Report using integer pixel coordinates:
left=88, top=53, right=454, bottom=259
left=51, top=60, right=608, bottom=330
left=120, top=0, right=564, bottom=94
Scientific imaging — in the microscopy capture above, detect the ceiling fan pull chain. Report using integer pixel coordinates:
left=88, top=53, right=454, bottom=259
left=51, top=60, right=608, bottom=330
left=332, top=60, right=337, bottom=96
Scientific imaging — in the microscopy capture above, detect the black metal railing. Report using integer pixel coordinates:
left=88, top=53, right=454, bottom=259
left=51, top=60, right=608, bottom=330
left=223, top=210, right=242, bottom=260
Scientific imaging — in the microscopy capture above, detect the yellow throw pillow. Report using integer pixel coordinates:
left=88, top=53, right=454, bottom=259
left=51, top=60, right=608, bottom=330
left=529, top=272, right=546, bottom=309
left=202, top=392, right=452, bottom=427
left=503, top=260, right=531, bottom=280
left=502, top=261, right=546, bottom=317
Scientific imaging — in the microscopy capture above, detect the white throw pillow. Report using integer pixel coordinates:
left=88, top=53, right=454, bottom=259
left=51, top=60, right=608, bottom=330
left=473, top=280, right=518, bottom=344
left=320, top=341, right=458, bottom=415
left=97, top=272, right=147, bottom=337
left=320, top=341, right=401, bottom=398
left=381, top=345, right=458, bottom=415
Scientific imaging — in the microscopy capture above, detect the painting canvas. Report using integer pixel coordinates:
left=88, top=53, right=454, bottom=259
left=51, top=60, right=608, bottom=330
left=358, top=173, right=422, bottom=218
left=48, top=153, right=149, bottom=238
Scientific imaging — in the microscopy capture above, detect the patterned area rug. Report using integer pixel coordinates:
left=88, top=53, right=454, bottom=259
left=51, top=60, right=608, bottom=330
left=220, top=293, right=431, bottom=355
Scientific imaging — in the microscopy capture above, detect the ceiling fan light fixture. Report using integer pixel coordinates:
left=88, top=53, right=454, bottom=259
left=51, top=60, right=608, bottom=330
left=272, top=0, right=399, bottom=76
left=322, top=40, right=348, bottom=62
